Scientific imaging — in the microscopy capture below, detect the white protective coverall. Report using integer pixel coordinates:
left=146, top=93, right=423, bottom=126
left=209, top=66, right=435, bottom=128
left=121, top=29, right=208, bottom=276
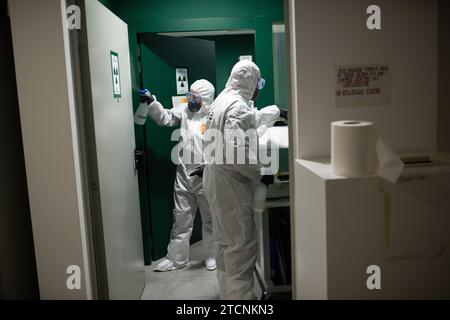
left=136, top=79, right=217, bottom=271
left=203, top=60, right=275, bottom=299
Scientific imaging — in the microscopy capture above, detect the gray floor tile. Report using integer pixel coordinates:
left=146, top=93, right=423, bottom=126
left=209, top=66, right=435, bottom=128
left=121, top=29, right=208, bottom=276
left=146, top=268, right=177, bottom=283
left=142, top=241, right=219, bottom=300
left=172, top=261, right=216, bottom=281
left=141, top=280, right=172, bottom=300
left=169, top=278, right=219, bottom=300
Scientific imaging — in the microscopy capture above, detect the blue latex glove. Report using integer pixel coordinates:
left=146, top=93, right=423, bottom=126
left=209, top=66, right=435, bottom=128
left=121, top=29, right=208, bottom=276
left=139, top=89, right=155, bottom=105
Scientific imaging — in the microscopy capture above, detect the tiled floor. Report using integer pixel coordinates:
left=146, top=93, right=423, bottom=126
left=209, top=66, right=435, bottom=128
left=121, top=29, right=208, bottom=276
left=141, top=241, right=220, bottom=300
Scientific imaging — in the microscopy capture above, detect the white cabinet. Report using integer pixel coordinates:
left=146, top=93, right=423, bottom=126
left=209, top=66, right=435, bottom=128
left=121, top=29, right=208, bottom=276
left=294, top=154, right=450, bottom=299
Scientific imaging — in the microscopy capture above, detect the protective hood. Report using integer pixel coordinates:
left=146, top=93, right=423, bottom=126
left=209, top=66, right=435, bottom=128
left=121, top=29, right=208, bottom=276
left=225, top=60, right=261, bottom=101
left=190, top=79, right=215, bottom=107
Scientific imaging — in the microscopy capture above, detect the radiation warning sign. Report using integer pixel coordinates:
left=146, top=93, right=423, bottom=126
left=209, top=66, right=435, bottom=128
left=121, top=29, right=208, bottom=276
left=335, top=63, right=391, bottom=108
left=110, top=51, right=121, bottom=98
left=176, top=68, right=189, bottom=95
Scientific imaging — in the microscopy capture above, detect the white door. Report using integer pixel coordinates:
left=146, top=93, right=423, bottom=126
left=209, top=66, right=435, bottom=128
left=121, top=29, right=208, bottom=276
left=81, top=0, right=144, bottom=299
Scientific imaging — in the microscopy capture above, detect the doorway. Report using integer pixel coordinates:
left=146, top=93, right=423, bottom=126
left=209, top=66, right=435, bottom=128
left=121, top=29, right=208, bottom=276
left=135, top=28, right=292, bottom=300
left=136, top=31, right=256, bottom=264
left=76, top=0, right=290, bottom=301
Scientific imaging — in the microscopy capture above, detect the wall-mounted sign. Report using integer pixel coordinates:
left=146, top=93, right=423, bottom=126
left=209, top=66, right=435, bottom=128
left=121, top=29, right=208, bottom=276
left=172, top=96, right=188, bottom=108
left=335, top=63, right=391, bottom=108
left=110, top=51, right=121, bottom=98
left=176, top=68, right=189, bottom=95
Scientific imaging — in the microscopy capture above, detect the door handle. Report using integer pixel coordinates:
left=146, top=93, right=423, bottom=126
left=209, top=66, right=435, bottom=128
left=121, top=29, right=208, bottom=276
left=134, top=149, right=145, bottom=175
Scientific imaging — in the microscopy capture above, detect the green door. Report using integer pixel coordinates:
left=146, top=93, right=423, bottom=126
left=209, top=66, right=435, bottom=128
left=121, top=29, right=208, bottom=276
left=139, top=34, right=216, bottom=262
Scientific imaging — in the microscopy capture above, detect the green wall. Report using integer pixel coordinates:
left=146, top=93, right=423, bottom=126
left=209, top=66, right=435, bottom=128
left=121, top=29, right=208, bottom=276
left=108, top=0, right=283, bottom=22
left=105, top=0, right=284, bottom=263
left=108, top=0, right=284, bottom=108
left=195, top=34, right=255, bottom=94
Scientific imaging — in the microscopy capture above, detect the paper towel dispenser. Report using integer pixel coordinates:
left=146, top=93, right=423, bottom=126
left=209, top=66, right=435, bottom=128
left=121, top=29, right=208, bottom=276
left=399, top=152, right=450, bottom=181
left=402, top=153, right=450, bottom=167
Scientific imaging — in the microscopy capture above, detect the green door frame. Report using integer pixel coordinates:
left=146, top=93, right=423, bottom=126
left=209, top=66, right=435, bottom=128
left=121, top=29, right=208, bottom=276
left=128, top=16, right=283, bottom=265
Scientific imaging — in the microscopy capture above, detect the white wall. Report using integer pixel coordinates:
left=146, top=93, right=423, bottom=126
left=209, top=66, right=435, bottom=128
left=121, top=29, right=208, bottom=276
left=8, top=0, right=91, bottom=299
left=291, top=0, right=438, bottom=159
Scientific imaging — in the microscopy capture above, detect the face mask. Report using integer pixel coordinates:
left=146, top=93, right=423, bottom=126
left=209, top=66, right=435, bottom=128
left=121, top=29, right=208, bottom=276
left=186, top=91, right=202, bottom=113
left=188, top=101, right=202, bottom=113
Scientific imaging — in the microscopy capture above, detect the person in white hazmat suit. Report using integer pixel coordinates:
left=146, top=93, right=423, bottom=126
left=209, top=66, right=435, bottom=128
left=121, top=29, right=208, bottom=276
left=134, top=79, right=217, bottom=272
left=199, top=60, right=282, bottom=299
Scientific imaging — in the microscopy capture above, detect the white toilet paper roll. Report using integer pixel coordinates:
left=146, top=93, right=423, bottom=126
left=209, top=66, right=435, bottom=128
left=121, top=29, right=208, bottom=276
left=332, top=121, right=375, bottom=177
left=331, top=121, right=404, bottom=183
